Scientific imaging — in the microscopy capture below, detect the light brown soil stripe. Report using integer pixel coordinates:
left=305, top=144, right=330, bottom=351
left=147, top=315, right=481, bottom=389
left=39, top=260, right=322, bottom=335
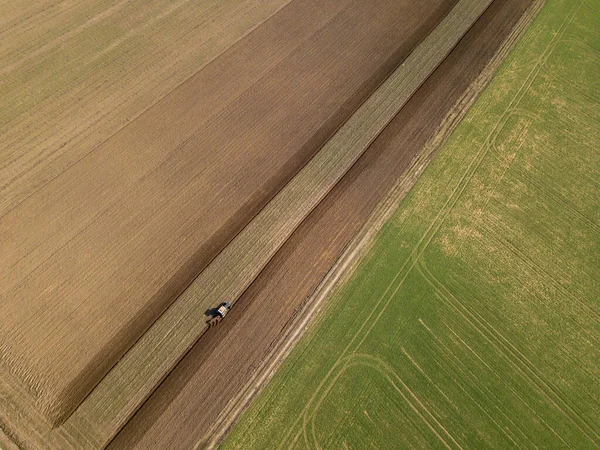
left=72, top=0, right=495, bottom=448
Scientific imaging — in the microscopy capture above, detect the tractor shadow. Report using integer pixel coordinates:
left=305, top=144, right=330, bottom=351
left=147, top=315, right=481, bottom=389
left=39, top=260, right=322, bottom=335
left=204, top=307, right=219, bottom=318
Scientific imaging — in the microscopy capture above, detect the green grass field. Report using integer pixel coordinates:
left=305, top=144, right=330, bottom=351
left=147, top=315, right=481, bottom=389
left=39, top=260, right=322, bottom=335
left=222, top=0, right=600, bottom=448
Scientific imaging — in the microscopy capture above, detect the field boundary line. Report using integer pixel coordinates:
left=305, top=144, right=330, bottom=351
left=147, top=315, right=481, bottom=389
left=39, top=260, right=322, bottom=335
left=200, top=0, right=512, bottom=445
left=60, top=1, right=495, bottom=448
left=347, top=0, right=580, bottom=422
left=198, top=1, right=548, bottom=448
left=284, top=0, right=588, bottom=446
left=193, top=0, right=504, bottom=446
left=290, top=0, right=503, bottom=438
left=296, top=0, right=553, bottom=436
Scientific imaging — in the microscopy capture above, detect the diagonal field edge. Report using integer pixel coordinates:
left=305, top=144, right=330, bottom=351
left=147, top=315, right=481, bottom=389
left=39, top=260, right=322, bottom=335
left=0, top=0, right=495, bottom=448
left=73, top=0, right=497, bottom=447
left=197, top=1, right=548, bottom=445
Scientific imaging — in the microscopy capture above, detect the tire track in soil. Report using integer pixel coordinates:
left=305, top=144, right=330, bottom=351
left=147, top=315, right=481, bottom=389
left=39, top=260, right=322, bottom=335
left=416, top=256, right=599, bottom=443
left=305, top=354, right=461, bottom=450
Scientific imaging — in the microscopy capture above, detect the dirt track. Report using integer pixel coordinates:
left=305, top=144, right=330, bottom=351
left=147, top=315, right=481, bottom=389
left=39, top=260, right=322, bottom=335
left=0, top=0, right=455, bottom=423
left=109, top=0, right=536, bottom=447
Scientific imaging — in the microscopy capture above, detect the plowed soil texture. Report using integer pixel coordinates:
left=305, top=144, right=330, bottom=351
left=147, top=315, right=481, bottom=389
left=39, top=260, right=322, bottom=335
left=109, top=0, right=536, bottom=448
left=0, top=0, right=291, bottom=217
left=72, top=1, right=493, bottom=446
left=0, top=0, right=456, bottom=424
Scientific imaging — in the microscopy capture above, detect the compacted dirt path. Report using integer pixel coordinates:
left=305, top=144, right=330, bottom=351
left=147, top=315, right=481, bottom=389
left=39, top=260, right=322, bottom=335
left=108, top=0, right=537, bottom=448
left=0, top=0, right=455, bottom=425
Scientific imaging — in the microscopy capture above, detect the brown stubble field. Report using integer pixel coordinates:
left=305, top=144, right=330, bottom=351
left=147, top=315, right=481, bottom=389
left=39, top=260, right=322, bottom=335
left=0, top=0, right=456, bottom=428
left=109, top=0, right=537, bottom=448
left=0, top=0, right=292, bottom=215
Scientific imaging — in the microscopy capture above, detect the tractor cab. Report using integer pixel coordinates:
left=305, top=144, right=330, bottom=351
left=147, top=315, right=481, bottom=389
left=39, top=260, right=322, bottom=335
left=216, top=301, right=231, bottom=318
left=208, top=301, right=231, bottom=327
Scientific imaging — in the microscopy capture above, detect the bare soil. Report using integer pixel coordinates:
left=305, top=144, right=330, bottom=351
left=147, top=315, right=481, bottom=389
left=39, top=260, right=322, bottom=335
left=0, top=0, right=455, bottom=424
left=0, top=0, right=293, bottom=216
left=108, top=0, right=536, bottom=448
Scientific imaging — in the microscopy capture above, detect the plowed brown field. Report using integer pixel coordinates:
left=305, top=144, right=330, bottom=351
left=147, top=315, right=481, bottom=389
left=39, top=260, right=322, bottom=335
left=108, top=0, right=536, bottom=448
left=0, top=0, right=292, bottom=217
left=0, top=0, right=456, bottom=424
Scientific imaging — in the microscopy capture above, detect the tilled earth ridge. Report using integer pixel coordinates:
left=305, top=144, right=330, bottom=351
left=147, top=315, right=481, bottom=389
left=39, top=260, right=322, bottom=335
left=0, top=0, right=455, bottom=425
left=108, top=0, right=537, bottom=447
